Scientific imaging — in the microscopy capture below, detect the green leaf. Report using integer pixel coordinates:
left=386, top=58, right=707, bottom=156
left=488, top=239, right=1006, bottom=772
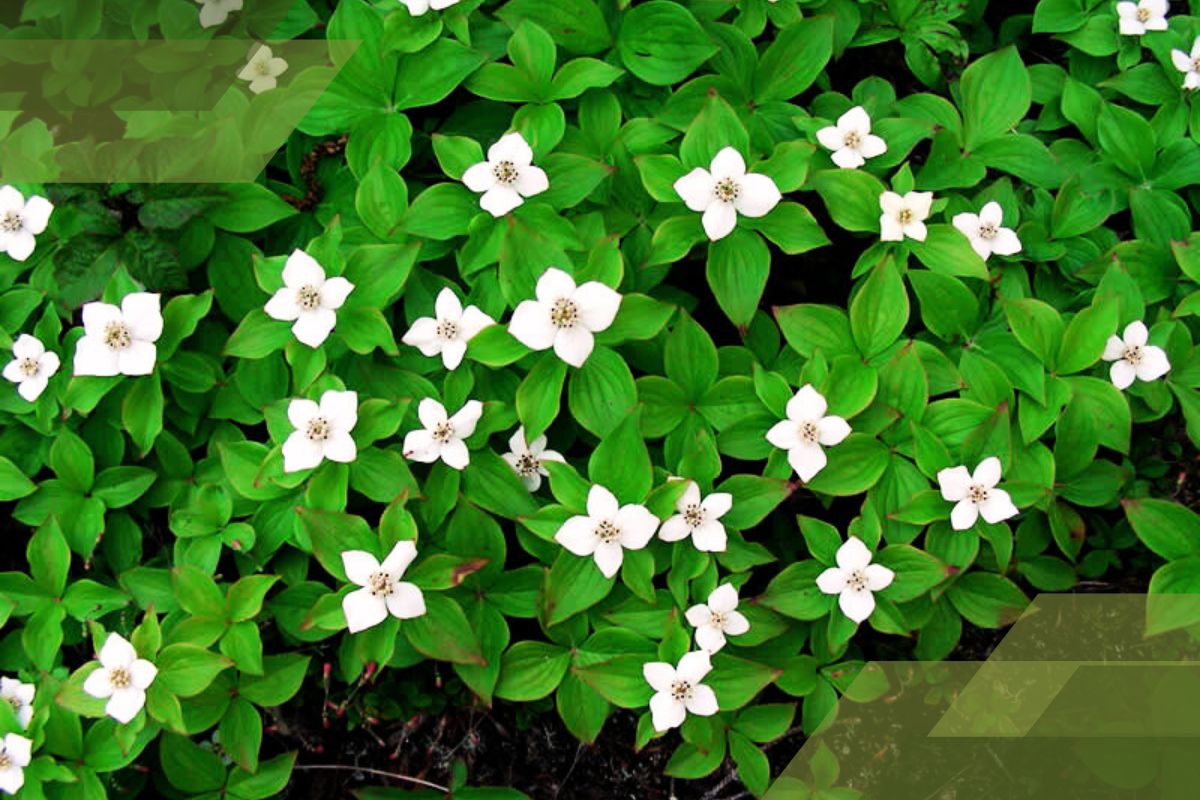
left=850, top=260, right=909, bottom=358
left=589, top=411, right=653, bottom=503
left=616, top=1, right=717, bottom=86
left=707, top=228, right=770, bottom=328
left=811, top=169, right=887, bottom=233
left=50, top=428, right=94, bottom=493
left=402, top=183, right=478, bottom=240
left=754, top=15, right=834, bottom=102
left=568, top=345, right=638, bottom=437
left=157, top=644, right=232, bottom=697
left=497, top=0, right=612, bottom=56
left=1097, top=103, right=1155, bottom=179
left=207, top=184, right=298, bottom=232
left=960, top=47, right=1031, bottom=150
left=402, top=594, right=486, bottom=665
left=946, top=573, right=1029, bottom=629
left=494, top=641, right=571, bottom=701
left=1123, top=498, right=1200, bottom=561
left=0, top=456, right=36, bottom=501
left=122, top=373, right=165, bottom=455
left=542, top=549, right=614, bottom=625
left=1146, top=559, right=1200, bottom=635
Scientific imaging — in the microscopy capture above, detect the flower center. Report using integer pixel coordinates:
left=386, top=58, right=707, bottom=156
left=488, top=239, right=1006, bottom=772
left=714, top=178, right=740, bottom=203
left=898, top=208, right=914, bottom=224
left=435, top=319, right=459, bottom=340
left=0, top=211, right=22, bottom=232
left=109, top=666, right=131, bottom=689
left=255, top=60, right=271, bottom=76
left=798, top=420, right=820, bottom=445
left=515, top=452, right=540, bottom=477
left=1137, top=7, right=1150, bottom=22
left=17, top=357, right=39, bottom=378
left=682, top=503, right=706, bottom=529
left=305, top=416, right=330, bottom=442
left=0, top=752, right=9, bottom=770
left=492, top=160, right=519, bottom=185
left=1123, top=345, right=1144, bottom=365
left=844, top=130, right=861, bottom=148
left=296, top=285, right=321, bottom=311
left=978, top=222, right=998, bottom=240
left=967, top=484, right=989, bottom=504
left=846, top=569, right=869, bottom=592
left=550, top=298, right=579, bottom=329
left=1192, top=57, right=1200, bottom=72
left=709, top=611, right=727, bottom=628
left=367, top=571, right=394, bottom=597
left=6, top=695, right=22, bottom=712
left=595, top=520, right=621, bottom=544
left=670, top=679, right=693, bottom=702
left=432, top=421, right=455, bottom=443
left=103, top=321, right=132, bottom=351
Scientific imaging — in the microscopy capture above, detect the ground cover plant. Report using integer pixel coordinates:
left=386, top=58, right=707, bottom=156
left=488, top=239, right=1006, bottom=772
left=3, top=0, right=1200, bottom=797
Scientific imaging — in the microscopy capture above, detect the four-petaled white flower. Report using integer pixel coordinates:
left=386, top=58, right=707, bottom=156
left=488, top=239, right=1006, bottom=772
left=82, top=633, right=157, bottom=724
left=401, top=0, right=460, bottom=15
left=937, top=456, right=1019, bottom=531
left=0, top=677, right=34, bottom=729
left=685, top=584, right=750, bottom=654
left=402, top=398, right=483, bottom=470
left=1117, top=0, right=1168, bottom=36
left=341, top=541, right=427, bottom=634
left=265, top=249, right=354, bottom=348
left=555, top=485, right=659, bottom=578
left=0, top=733, right=31, bottom=796
left=502, top=425, right=565, bottom=491
left=659, top=481, right=732, bottom=552
left=508, top=267, right=621, bottom=368
left=73, top=292, right=162, bottom=377
left=643, top=650, right=719, bottom=732
left=765, top=385, right=851, bottom=483
left=816, top=537, right=895, bottom=624
left=239, top=45, right=288, bottom=94
left=673, top=147, right=782, bottom=242
left=196, top=0, right=242, bottom=28
left=282, top=390, right=358, bottom=473
left=879, top=190, right=933, bottom=242
left=3, top=335, right=59, bottom=402
left=952, top=201, right=1021, bottom=260
left=1102, top=320, right=1170, bottom=390
left=401, top=287, right=495, bottom=370
left=1171, top=37, right=1200, bottom=89
left=0, top=186, right=53, bottom=263
left=461, top=132, right=548, bottom=217
left=816, top=106, right=888, bottom=169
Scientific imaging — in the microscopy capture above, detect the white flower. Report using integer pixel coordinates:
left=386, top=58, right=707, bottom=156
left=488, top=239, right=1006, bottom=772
left=82, top=633, right=157, bottom=724
left=196, top=0, right=242, bottom=28
left=501, top=426, right=565, bottom=491
left=1102, top=320, right=1170, bottom=390
left=341, top=541, right=426, bottom=634
left=264, top=249, right=354, bottom=348
left=3, top=335, right=59, bottom=402
left=282, top=390, right=358, bottom=473
left=0, top=678, right=34, bottom=729
left=73, top=292, right=162, bottom=377
left=461, top=132, right=548, bottom=217
left=952, top=201, right=1021, bottom=260
left=816, top=537, right=894, bottom=623
left=937, top=456, right=1020, bottom=531
left=0, top=186, right=53, bottom=262
left=238, top=45, right=288, bottom=94
left=555, top=484, right=659, bottom=578
left=879, top=190, right=933, bottom=242
left=816, top=106, right=887, bottom=169
left=643, top=650, right=719, bottom=732
left=508, top=267, right=621, bottom=368
left=658, top=481, right=732, bottom=552
left=1117, top=0, right=1168, bottom=35
left=765, top=385, right=851, bottom=483
left=673, top=147, right=781, bottom=241
left=1171, top=37, right=1200, bottom=89
left=0, top=733, right=31, bottom=796
left=402, top=398, right=483, bottom=470
left=401, top=0, right=460, bottom=15
left=401, top=287, right=495, bottom=370
left=685, top=584, right=750, bottom=653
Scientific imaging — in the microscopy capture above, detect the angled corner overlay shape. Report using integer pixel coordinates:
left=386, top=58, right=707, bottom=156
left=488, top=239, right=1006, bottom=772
left=765, top=595, right=1200, bottom=799
left=0, top=40, right=359, bottom=183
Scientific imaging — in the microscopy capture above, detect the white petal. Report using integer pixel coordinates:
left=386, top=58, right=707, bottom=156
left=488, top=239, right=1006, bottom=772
left=99, top=634, right=136, bottom=668
left=859, top=134, right=887, bottom=159
left=695, top=623, right=727, bottom=653
left=556, top=515, right=599, bottom=556
left=462, top=161, right=497, bottom=193
left=972, top=456, right=1002, bottom=488
left=106, top=689, right=145, bottom=724
left=386, top=582, right=426, bottom=619
left=650, top=692, right=686, bottom=731
left=685, top=684, right=719, bottom=716
left=0, top=764, right=24, bottom=795
left=723, top=610, right=750, bottom=636
left=707, top=583, right=739, bottom=613
left=836, top=537, right=873, bottom=571
left=788, top=443, right=827, bottom=483
left=319, top=277, right=354, bottom=310
left=677, top=650, right=712, bottom=683
left=381, top=540, right=418, bottom=576
left=685, top=604, right=711, bottom=628
left=816, top=125, right=846, bottom=152
left=587, top=485, right=620, bottom=519
left=952, top=212, right=980, bottom=240
left=864, top=564, right=895, bottom=591
left=831, top=147, right=866, bottom=169
left=1123, top=320, right=1149, bottom=347
left=5, top=232, right=35, bottom=261
left=323, top=430, right=357, bottom=463
left=17, top=376, right=47, bottom=403
left=418, top=398, right=448, bottom=429
left=991, top=228, right=1022, bottom=256
left=508, top=300, right=556, bottom=350
left=787, top=385, right=827, bottom=421
left=402, top=429, right=440, bottom=462
left=838, top=589, right=875, bottom=623
left=643, top=662, right=677, bottom=694
left=458, top=306, right=494, bottom=340
left=2, top=734, right=30, bottom=767
left=1102, top=334, right=1127, bottom=361
left=574, top=282, right=622, bottom=332
left=320, top=390, right=358, bottom=431
left=839, top=106, right=871, bottom=135
left=903, top=221, right=928, bottom=242
left=487, top=132, right=534, bottom=167
left=3, top=359, right=25, bottom=384
left=343, top=587, right=388, bottom=633
left=1136, top=345, right=1170, bottom=381
left=515, top=165, right=549, bottom=198
left=434, top=287, right=464, bottom=321
left=449, top=399, right=483, bottom=438
left=817, top=415, right=851, bottom=446
left=879, top=191, right=904, bottom=215
left=552, top=325, right=594, bottom=367
left=439, top=439, right=471, bottom=470
left=83, top=667, right=115, bottom=699
left=82, top=301, right=122, bottom=338
left=658, top=515, right=691, bottom=542
left=73, top=337, right=120, bottom=377
left=674, top=168, right=715, bottom=212
left=766, top=419, right=801, bottom=450
left=479, top=186, right=524, bottom=217
left=129, top=659, right=157, bottom=690
left=937, top=465, right=972, bottom=502
left=282, top=431, right=325, bottom=473
left=816, top=567, right=848, bottom=595
left=979, top=489, right=1019, bottom=524
left=701, top=201, right=737, bottom=241
left=265, top=288, right=301, bottom=321
left=1110, top=359, right=1137, bottom=390
left=979, top=201, right=1004, bottom=227
left=12, top=334, right=43, bottom=359
left=950, top=499, right=980, bottom=531
left=282, top=249, right=325, bottom=288
left=0, top=186, right=24, bottom=214
left=733, top=174, right=781, bottom=218
left=288, top=398, right=320, bottom=429
left=692, top=521, right=727, bottom=552
left=441, top=339, right=467, bottom=370
left=906, top=192, right=934, bottom=219
left=614, top=504, right=659, bottom=549
left=536, top=267, right=577, bottom=304
left=700, top=492, right=732, bottom=520
left=402, top=317, right=441, bottom=354
left=709, top=147, right=746, bottom=180
left=342, top=550, right=382, bottom=586
left=118, top=341, right=156, bottom=375
left=880, top=215, right=904, bottom=241
left=292, top=308, right=337, bottom=347
left=593, top=541, right=624, bottom=578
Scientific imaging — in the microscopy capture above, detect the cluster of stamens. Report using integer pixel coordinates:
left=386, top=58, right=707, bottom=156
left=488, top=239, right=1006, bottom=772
left=492, top=160, right=518, bottom=185
left=966, top=484, right=990, bottom=504
left=977, top=222, right=998, bottom=240
left=16, top=357, right=39, bottom=378
left=682, top=503, right=706, bottom=529
left=255, top=60, right=272, bottom=76
left=843, top=130, right=861, bottom=148
left=515, top=452, right=540, bottom=477
left=897, top=208, right=914, bottom=224
left=845, top=569, right=869, bottom=592
left=670, top=679, right=693, bottom=702
left=6, top=696, right=22, bottom=713
left=1122, top=345, right=1144, bottom=366
left=435, top=319, right=459, bottom=340
left=305, top=417, right=330, bottom=442
left=714, top=178, right=740, bottom=203
left=432, top=421, right=455, bottom=443
left=595, top=520, right=620, bottom=544
left=108, top=667, right=131, bottom=689
left=0, top=211, right=22, bottom=233
left=296, top=285, right=321, bottom=311
left=367, top=571, right=394, bottom=597
left=1137, top=7, right=1151, bottom=21
left=709, top=611, right=727, bottom=629
left=549, top=298, right=579, bottom=329
left=0, top=751, right=9, bottom=769
left=798, top=420, right=820, bottom=445
left=103, top=321, right=132, bottom=351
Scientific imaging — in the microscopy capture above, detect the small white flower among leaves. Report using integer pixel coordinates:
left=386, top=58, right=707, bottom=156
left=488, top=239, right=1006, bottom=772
left=937, top=456, right=1020, bottom=531
left=82, top=633, right=157, bottom=724
left=0, top=186, right=53, bottom=263
left=659, top=481, right=733, bottom=552
left=462, top=132, right=548, bottom=217
left=816, top=106, right=888, bottom=169
left=401, top=0, right=460, bottom=15
left=3, top=335, right=59, bottom=402
left=0, top=677, right=34, bottom=729
left=643, top=650, right=719, bottom=732
left=73, top=292, right=162, bottom=377
left=685, top=584, right=750, bottom=654
left=282, top=390, right=358, bottom=473
left=1171, top=37, right=1200, bottom=89
left=1117, top=0, right=1168, bottom=36
left=1102, top=320, right=1170, bottom=390
left=879, top=190, right=933, bottom=242
left=816, top=537, right=895, bottom=624
left=0, top=733, right=31, bottom=796
left=952, top=201, right=1021, bottom=260
left=196, top=0, right=242, bottom=28
left=264, top=249, right=354, bottom=348
left=402, top=398, right=483, bottom=470
left=341, top=541, right=426, bottom=634
left=239, top=45, right=288, bottom=94
left=555, top=485, right=659, bottom=578
left=765, top=385, right=851, bottom=483
left=673, top=147, right=781, bottom=241
left=401, top=287, right=495, bottom=370
left=501, top=426, right=565, bottom=491
left=508, top=267, right=621, bottom=368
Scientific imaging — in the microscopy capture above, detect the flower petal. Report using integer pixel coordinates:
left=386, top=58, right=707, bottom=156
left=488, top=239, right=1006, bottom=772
left=701, top=201, right=737, bottom=241
left=838, top=589, right=875, bottom=623
left=864, top=564, right=895, bottom=591
left=574, top=282, right=622, bottom=332
left=836, top=537, right=873, bottom=571
left=417, top=397, right=447, bottom=429
left=677, top=650, right=712, bottom=683
left=515, top=165, right=549, bottom=197
left=831, top=147, right=866, bottom=169
left=323, top=430, right=357, bottom=463
left=434, top=287, right=463, bottom=322
left=692, top=521, right=727, bottom=552
left=787, top=384, right=827, bottom=421
left=402, top=317, right=441, bottom=355
left=292, top=308, right=337, bottom=347
left=685, top=604, right=711, bottom=629
left=991, top=228, right=1021, bottom=256
left=535, top=267, right=577, bottom=304
left=950, top=499, right=980, bottom=531
left=552, top=325, right=594, bottom=367
left=674, top=168, right=715, bottom=212
left=106, top=688, right=145, bottom=724
left=1123, top=320, right=1149, bottom=347
left=816, top=567, right=847, bottom=595
left=593, top=541, right=624, bottom=578
left=458, top=306, right=494, bottom=340
left=723, top=610, right=750, bottom=636
left=320, top=390, right=358, bottom=431
left=479, top=186, right=523, bottom=217
left=971, top=456, right=1002, bottom=489
left=1102, top=334, right=1126, bottom=361
left=700, top=491, right=732, bottom=519
left=685, top=684, right=719, bottom=716
left=462, top=161, right=496, bottom=193
left=766, top=419, right=801, bottom=450
left=287, top=398, right=319, bottom=429
left=73, top=336, right=120, bottom=377
left=614, top=504, right=659, bottom=549
left=937, top=465, right=972, bottom=502
left=343, top=587, right=388, bottom=633
left=12, top=334, right=43, bottom=360
left=709, top=147, right=746, bottom=180
left=129, top=659, right=157, bottom=690
left=386, top=582, right=426, bottom=619
left=381, top=540, right=418, bottom=577
left=83, top=667, right=115, bottom=699
left=707, top=583, right=739, bottom=613
left=556, top=515, right=599, bottom=556
left=693, top=624, right=725, bottom=652
left=282, top=249, right=325, bottom=288
left=118, top=341, right=157, bottom=376
left=650, top=692, right=686, bottom=731
left=449, top=399, right=484, bottom=438
left=439, top=439, right=471, bottom=470
left=320, top=277, right=354, bottom=310
left=1136, top=345, right=1170, bottom=381
left=788, top=443, right=827, bottom=483
left=509, top=300, right=555, bottom=350
left=21, top=196, right=53, bottom=234
left=817, top=415, right=851, bottom=446
left=265, top=288, right=300, bottom=321
left=342, top=550, right=381, bottom=586
left=643, top=662, right=677, bottom=694
left=1109, top=359, right=1137, bottom=390
left=587, top=484, right=620, bottom=519
left=658, top=514, right=691, bottom=542
left=487, top=132, right=534, bottom=167
left=99, top=634, right=136, bottom=668
left=441, top=339, right=467, bottom=370
left=282, top=431, right=324, bottom=473
left=979, top=201, right=1004, bottom=227
left=816, top=125, right=846, bottom=152
left=733, top=173, right=781, bottom=218
left=979, top=489, right=1019, bottom=525
left=3, top=232, right=35, bottom=261
left=859, top=134, right=887, bottom=159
